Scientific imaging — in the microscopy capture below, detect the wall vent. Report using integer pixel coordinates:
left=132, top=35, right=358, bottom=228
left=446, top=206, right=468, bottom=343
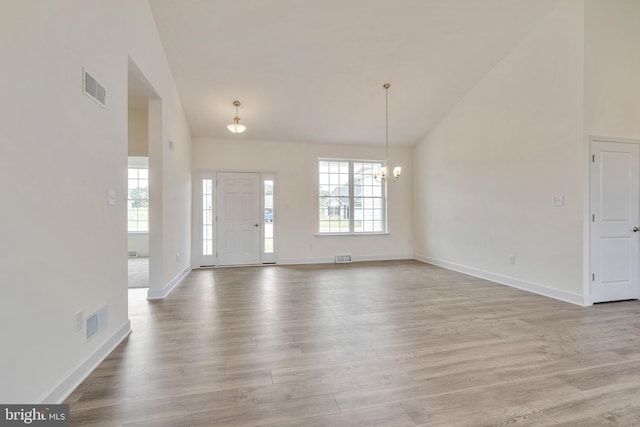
left=128, top=250, right=137, bottom=258
left=83, top=68, right=106, bottom=106
left=335, top=254, right=352, bottom=264
left=86, top=305, right=108, bottom=341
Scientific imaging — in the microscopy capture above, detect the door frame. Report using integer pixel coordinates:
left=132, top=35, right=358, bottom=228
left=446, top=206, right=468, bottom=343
left=587, top=136, right=640, bottom=305
left=193, top=169, right=277, bottom=267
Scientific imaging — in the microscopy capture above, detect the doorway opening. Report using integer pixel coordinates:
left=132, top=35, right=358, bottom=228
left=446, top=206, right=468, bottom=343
left=127, top=156, right=149, bottom=287
left=127, top=59, right=160, bottom=293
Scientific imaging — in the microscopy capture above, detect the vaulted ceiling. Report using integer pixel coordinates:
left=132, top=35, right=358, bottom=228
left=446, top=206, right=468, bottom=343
left=148, top=0, right=557, bottom=146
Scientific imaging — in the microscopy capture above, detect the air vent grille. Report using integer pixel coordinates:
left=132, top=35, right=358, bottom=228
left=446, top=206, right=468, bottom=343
left=83, top=69, right=106, bottom=106
left=86, top=305, right=108, bottom=340
left=335, top=254, right=352, bottom=264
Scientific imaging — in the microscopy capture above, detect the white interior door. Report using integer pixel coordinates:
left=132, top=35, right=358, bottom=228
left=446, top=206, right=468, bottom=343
left=217, top=172, right=261, bottom=266
left=591, top=140, right=640, bottom=303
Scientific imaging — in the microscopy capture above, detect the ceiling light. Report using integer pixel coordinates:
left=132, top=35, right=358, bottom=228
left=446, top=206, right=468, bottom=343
left=374, top=83, right=401, bottom=182
left=227, top=100, right=247, bottom=134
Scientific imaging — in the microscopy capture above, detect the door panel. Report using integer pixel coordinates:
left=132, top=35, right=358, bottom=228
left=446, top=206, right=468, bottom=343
left=600, top=237, right=630, bottom=283
left=601, top=152, right=632, bottom=220
left=217, top=172, right=261, bottom=266
left=591, top=141, right=640, bottom=303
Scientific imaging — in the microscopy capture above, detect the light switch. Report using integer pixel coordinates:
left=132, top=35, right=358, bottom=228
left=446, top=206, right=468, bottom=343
left=108, top=190, right=116, bottom=205
left=552, top=196, right=564, bottom=207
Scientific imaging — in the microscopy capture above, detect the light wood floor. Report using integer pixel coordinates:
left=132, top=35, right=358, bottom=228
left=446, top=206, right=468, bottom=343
left=66, top=260, right=640, bottom=426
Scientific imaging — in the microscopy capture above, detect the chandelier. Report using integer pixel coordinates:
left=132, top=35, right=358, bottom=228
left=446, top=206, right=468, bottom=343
left=373, top=83, right=401, bottom=182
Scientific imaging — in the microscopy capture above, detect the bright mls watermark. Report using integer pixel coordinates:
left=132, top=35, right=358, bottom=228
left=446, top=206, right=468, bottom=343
left=1, top=405, right=69, bottom=426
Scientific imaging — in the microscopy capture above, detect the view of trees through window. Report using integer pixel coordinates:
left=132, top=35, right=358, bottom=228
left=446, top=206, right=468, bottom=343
left=128, top=167, right=149, bottom=232
left=318, top=159, right=385, bottom=233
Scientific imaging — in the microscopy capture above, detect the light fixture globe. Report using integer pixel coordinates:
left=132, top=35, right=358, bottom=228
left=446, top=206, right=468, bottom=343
left=227, top=100, right=247, bottom=134
left=227, top=121, right=247, bottom=134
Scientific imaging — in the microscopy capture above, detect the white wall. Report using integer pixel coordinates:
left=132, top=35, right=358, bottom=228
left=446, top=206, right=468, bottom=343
left=128, top=105, right=149, bottom=156
left=193, top=138, right=413, bottom=264
left=153, top=97, right=192, bottom=298
left=585, top=0, right=640, bottom=139
left=583, top=0, right=640, bottom=302
left=0, top=0, right=191, bottom=403
left=128, top=233, right=149, bottom=258
left=412, top=0, right=586, bottom=303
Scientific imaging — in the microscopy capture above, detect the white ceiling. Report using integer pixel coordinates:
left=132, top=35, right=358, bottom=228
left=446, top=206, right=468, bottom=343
left=148, top=0, right=557, bottom=146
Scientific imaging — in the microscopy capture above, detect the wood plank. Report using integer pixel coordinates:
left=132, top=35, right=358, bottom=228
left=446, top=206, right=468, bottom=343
left=64, top=260, right=640, bottom=426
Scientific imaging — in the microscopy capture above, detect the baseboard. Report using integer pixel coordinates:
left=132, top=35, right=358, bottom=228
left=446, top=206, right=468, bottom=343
left=147, top=265, right=191, bottom=300
left=41, top=320, right=131, bottom=404
left=354, top=254, right=413, bottom=262
left=277, top=254, right=413, bottom=265
left=278, top=257, right=333, bottom=265
left=414, top=255, right=586, bottom=306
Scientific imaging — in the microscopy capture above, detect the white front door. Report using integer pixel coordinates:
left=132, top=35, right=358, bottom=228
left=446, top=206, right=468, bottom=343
left=591, top=140, right=640, bottom=303
left=217, top=172, right=261, bottom=266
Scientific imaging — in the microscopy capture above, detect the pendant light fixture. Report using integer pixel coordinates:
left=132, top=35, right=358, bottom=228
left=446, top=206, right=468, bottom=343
left=374, top=83, right=401, bottom=182
left=227, top=100, right=247, bottom=134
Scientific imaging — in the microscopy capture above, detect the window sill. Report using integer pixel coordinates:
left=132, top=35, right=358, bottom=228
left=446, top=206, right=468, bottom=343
left=128, top=231, right=149, bottom=235
left=315, top=232, right=389, bottom=237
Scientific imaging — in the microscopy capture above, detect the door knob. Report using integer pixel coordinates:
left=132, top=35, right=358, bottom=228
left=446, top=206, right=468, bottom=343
left=634, top=227, right=640, bottom=232
left=254, top=223, right=260, bottom=227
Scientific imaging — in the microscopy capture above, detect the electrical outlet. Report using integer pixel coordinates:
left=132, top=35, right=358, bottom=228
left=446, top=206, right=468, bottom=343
left=552, top=196, right=564, bottom=207
left=508, top=255, right=516, bottom=264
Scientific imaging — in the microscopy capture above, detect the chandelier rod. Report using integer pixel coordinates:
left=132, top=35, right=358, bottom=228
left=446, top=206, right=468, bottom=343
left=384, top=83, right=390, bottom=162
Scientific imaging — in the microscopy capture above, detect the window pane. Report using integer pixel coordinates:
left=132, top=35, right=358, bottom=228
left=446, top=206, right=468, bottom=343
left=137, top=209, right=149, bottom=222
left=264, top=179, right=274, bottom=254
left=318, top=159, right=385, bottom=233
left=319, top=161, right=329, bottom=174
left=202, top=178, right=213, bottom=255
left=128, top=166, right=150, bottom=232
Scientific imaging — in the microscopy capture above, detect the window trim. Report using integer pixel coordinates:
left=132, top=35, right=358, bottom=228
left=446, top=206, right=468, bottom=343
left=318, top=158, right=387, bottom=234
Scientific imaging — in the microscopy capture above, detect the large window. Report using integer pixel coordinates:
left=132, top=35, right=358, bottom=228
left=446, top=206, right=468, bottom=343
left=318, top=159, right=385, bottom=233
left=128, top=167, right=149, bottom=232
